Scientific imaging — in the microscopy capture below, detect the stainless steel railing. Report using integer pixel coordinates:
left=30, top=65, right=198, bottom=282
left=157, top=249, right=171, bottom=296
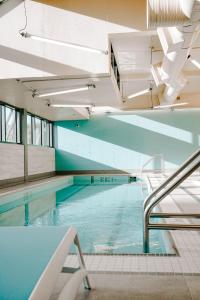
left=143, top=148, right=200, bottom=253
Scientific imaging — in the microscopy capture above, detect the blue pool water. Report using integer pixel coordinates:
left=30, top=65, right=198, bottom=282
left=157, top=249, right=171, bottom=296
left=0, top=176, right=174, bottom=254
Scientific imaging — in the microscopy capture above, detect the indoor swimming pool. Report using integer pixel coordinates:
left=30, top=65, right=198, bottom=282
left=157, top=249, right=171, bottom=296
left=0, top=176, right=175, bottom=254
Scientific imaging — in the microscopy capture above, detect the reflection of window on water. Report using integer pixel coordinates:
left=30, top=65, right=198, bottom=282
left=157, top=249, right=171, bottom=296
left=100, top=177, right=104, bottom=182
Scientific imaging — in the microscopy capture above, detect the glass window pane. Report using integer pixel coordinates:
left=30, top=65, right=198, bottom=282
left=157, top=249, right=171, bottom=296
left=42, top=120, right=45, bottom=145
left=34, top=117, right=41, bottom=145
left=49, top=123, right=53, bottom=147
left=42, top=120, right=49, bottom=146
left=27, top=115, right=32, bottom=144
left=1, top=106, right=6, bottom=142
left=46, top=122, right=50, bottom=146
left=16, top=111, right=21, bottom=143
left=6, top=107, right=16, bottom=143
left=0, top=105, right=2, bottom=142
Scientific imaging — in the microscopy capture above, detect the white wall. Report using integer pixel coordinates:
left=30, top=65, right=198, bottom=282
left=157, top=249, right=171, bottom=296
left=27, top=145, right=55, bottom=176
left=0, top=143, right=24, bottom=180
left=0, top=143, right=55, bottom=183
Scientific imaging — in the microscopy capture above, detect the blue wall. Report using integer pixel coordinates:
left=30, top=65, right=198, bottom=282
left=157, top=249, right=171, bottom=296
left=54, top=110, right=200, bottom=171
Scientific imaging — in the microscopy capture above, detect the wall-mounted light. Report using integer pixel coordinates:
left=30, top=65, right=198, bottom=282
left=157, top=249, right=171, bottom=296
left=154, top=102, right=188, bottom=109
left=20, top=31, right=108, bottom=55
left=127, top=88, right=152, bottom=99
left=49, top=104, right=93, bottom=108
left=33, top=84, right=96, bottom=98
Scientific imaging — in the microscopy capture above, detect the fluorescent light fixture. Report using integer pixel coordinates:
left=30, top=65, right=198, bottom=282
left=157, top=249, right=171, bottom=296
left=91, top=106, right=121, bottom=114
left=20, top=31, right=108, bottom=55
left=127, top=88, right=151, bottom=99
left=33, top=84, right=95, bottom=98
left=154, top=102, right=188, bottom=109
left=49, top=104, right=93, bottom=108
left=190, top=59, right=200, bottom=69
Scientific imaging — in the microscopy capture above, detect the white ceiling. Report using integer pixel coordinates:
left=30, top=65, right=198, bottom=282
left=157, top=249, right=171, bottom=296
left=110, top=30, right=200, bottom=110
left=1, top=1, right=200, bottom=119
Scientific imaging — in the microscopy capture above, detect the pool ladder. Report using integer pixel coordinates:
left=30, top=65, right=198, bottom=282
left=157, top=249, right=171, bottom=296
left=143, top=149, right=200, bottom=253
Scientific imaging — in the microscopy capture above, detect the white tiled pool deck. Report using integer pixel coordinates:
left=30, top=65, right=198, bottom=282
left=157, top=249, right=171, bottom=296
left=65, top=172, right=200, bottom=275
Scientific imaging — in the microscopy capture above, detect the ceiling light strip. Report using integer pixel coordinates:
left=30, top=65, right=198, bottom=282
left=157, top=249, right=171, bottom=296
left=154, top=102, right=188, bottom=109
left=20, top=32, right=108, bottom=55
left=33, top=84, right=96, bottom=98
left=127, top=88, right=151, bottom=99
left=50, top=104, right=93, bottom=108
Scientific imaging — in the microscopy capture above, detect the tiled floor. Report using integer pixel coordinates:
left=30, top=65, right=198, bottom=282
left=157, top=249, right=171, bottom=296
left=52, top=273, right=200, bottom=300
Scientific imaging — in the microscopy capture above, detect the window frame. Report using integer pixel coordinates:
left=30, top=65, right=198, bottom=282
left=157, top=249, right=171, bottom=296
left=27, top=112, right=53, bottom=148
left=0, top=101, right=22, bottom=144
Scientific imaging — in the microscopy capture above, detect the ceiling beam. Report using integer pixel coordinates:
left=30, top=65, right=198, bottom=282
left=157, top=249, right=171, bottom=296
left=72, top=107, right=90, bottom=120
left=120, top=72, right=152, bottom=81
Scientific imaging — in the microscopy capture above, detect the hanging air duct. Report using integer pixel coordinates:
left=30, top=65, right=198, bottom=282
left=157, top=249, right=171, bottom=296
left=147, top=0, right=195, bottom=29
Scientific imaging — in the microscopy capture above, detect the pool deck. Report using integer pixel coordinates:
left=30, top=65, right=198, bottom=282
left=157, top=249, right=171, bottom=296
left=0, top=175, right=73, bottom=196
left=65, top=172, right=200, bottom=275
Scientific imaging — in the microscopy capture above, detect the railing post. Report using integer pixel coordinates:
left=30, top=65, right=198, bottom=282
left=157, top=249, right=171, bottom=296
left=74, top=235, right=91, bottom=290
left=143, top=212, right=150, bottom=253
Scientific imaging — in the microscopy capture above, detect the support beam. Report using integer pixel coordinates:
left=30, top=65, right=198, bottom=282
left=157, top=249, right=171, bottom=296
left=72, top=107, right=90, bottom=120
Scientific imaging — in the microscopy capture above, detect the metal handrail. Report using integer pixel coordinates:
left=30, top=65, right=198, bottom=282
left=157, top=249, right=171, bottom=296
left=140, top=154, right=164, bottom=178
left=143, top=148, right=200, bottom=210
left=143, top=148, right=200, bottom=253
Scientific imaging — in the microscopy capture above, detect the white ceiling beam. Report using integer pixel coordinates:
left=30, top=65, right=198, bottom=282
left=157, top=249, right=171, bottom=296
left=120, top=73, right=152, bottom=81
left=72, top=107, right=90, bottom=120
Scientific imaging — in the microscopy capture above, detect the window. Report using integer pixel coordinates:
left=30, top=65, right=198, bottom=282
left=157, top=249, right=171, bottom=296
left=27, top=114, right=53, bottom=147
left=27, top=114, right=32, bottom=144
left=0, top=103, right=21, bottom=143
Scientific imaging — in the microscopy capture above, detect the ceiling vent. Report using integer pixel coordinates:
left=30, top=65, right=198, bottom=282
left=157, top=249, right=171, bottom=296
left=147, top=0, right=195, bottom=29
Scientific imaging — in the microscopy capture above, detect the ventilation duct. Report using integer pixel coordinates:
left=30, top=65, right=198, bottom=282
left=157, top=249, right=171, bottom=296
left=147, top=0, right=195, bottom=29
